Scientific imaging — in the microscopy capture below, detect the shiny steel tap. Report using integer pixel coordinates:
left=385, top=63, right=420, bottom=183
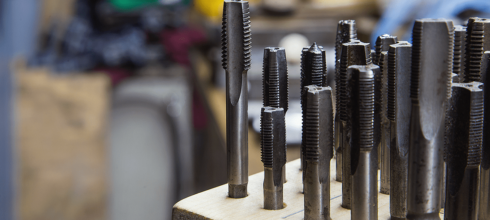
left=388, top=41, right=412, bottom=220
left=349, top=65, right=378, bottom=220
left=221, top=0, right=252, bottom=198
left=406, top=19, right=454, bottom=220
left=303, top=85, right=333, bottom=220
left=335, top=20, right=357, bottom=182
left=261, top=107, right=286, bottom=210
left=444, top=82, right=483, bottom=220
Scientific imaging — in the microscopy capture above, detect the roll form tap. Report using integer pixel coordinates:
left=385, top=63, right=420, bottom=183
left=221, top=0, right=252, bottom=198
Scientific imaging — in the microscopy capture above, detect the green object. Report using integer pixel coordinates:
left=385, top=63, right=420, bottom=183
left=109, top=0, right=159, bottom=11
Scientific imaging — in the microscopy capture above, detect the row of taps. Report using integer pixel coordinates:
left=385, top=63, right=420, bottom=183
left=221, top=1, right=490, bottom=219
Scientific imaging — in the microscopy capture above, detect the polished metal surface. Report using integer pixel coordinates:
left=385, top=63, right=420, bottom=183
left=388, top=41, right=412, bottom=220
left=349, top=65, right=378, bottom=220
left=222, top=0, right=252, bottom=198
left=444, top=82, right=483, bottom=220
left=406, top=19, right=454, bottom=220
left=301, top=43, right=326, bottom=171
left=335, top=20, right=357, bottom=182
left=261, top=107, right=286, bottom=210
left=339, top=40, right=372, bottom=209
left=303, top=85, right=333, bottom=220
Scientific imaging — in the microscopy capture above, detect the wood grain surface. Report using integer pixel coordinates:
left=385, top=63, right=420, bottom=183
left=173, top=158, right=445, bottom=219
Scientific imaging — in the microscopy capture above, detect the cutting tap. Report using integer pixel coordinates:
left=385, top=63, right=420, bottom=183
left=406, top=19, right=454, bottom=220
left=301, top=43, right=326, bottom=171
left=303, top=85, right=333, bottom=220
left=374, top=34, right=397, bottom=194
left=349, top=65, right=378, bottom=220
left=388, top=41, right=412, bottom=220
left=453, top=25, right=466, bottom=83
left=335, top=20, right=357, bottom=182
left=263, top=47, right=289, bottom=182
left=481, top=51, right=490, bottom=220
left=261, top=107, right=286, bottom=210
left=339, top=40, right=372, bottom=209
left=444, top=82, right=483, bottom=220
left=221, top=0, right=252, bottom=198
left=464, top=18, right=490, bottom=83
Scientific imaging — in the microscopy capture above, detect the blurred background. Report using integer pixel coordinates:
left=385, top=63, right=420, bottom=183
left=1, top=0, right=489, bottom=219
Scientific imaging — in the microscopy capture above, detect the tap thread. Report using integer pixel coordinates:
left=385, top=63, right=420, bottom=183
left=304, top=91, right=320, bottom=161
left=410, top=22, right=422, bottom=100
left=242, top=2, right=252, bottom=70
left=468, top=90, right=484, bottom=165
left=387, top=48, right=396, bottom=121
left=358, top=76, right=375, bottom=148
left=261, top=110, right=274, bottom=168
left=453, top=26, right=466, bottom=80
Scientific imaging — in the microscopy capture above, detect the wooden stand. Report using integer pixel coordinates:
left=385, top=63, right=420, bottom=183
left=172, top=159, right=444, bottom=219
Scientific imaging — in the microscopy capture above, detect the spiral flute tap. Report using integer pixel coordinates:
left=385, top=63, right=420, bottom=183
left=453, top=25, right=466, bottom=83
left=444, top=82, right=483, bottom=220
left=388, top=41, right=412, bottom=220
left=480, top=52, right=490, bottom=220
left=301, top=43, right=326, bottom=171
left=406, top=19, right=454, bottom=220
left=303, top=85, right=333, bottom=220
left=464, top=18, right=490, bottom=82
left=349, top=65, right=378, bottom=220
left=374, top=34, right=398, bottom=65
left=263, top=47, right=289, bottom=112
left=335, top=20, right=357, bottom=182
left=221, top=0, right=252, bottom=198
left=261, top=107, right=286, bottom=210
left=339, top=40, right=373, bottom=209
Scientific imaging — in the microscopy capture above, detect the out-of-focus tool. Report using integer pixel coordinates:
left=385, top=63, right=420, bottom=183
left=406, top=19, right=454, bottom=220
left=444, top=82, right=483, bottom=220
left=388, top=41, right=412, bottom=220
left=303, top=85, right=333, bottom=220
left=374, top=34, right=397, bottom=195
left=222, top=0, right=252, bottom=198
left=335, top=20, right=357, bottom=182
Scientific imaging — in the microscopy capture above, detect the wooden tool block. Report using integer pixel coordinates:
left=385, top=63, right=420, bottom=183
left=172, top=159, right=444, bottom=219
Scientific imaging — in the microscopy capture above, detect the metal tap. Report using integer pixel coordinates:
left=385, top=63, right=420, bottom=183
left=374, top=34, right=397, bottom=194
left=374, top=34, right=398, bottom=65
left=481, top=51, right=490, bottom=220
left=221, top=0, right=252, bottom=198
left=444, top=82, right=483, bottom=220
left=339, top=40, right=373, bottom=209
left=261, top=107, right=286, bottom=210
left=406, top=19, right=454, bottom=220
left=335, top=20, right=357, bottom=182
left=263, top=47, right=289, bottom=112
left=464, top=18, right=490, bottom=82
left=303, top=85, right=333, bottom=220
left=263, top=47, right=289, bottom=183
left=301, top=43, right=326, bottom=171
left=347, top=65, right=378, bottom=220
left=453, top=25, right=466, bottom=83
left=388, top=41, right=412, bottom=220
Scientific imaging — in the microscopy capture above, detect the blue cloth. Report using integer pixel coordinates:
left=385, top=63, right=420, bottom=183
left=371, top=0, right=490, bottom=44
